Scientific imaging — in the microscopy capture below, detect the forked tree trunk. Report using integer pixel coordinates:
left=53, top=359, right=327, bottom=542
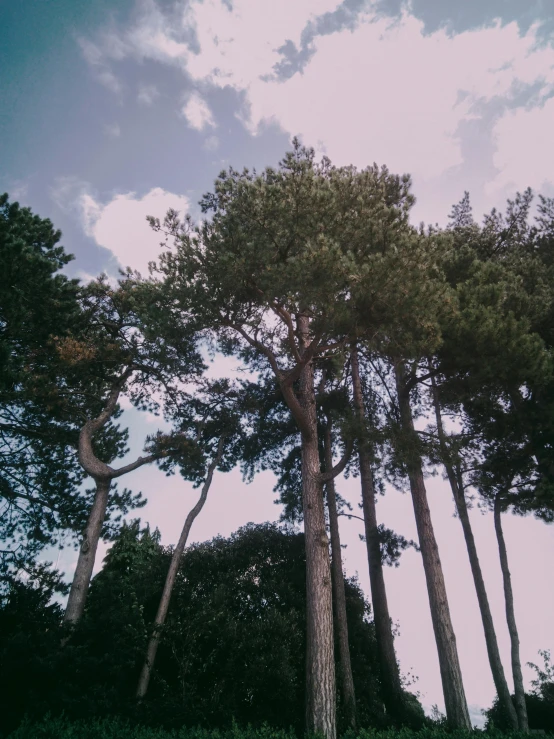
left=395, top=363, right=471, bottom=729
left=324, top=421, right=357, bottom=729
left=64, top=371, right=163, bottom=630
left=430, top=379, right=518, bottom=729
left=136, top=440, right=224, bottom=700
left=494, top=494, right=529, bottom=732
left=351, top=345, right=405, bottom=716
left=298, top=315, right=336, bottom=739
left=64, top=477, right=111, bottom=625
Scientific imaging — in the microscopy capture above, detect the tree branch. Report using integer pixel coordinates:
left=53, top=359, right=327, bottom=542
left=109, top=453, right=161, bottom=479
left=338, top=512, right=366, bottom=524
left=319, top=436, right=354, bottom=483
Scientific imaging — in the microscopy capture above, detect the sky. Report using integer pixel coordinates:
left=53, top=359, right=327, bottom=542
left=1, top=0, right=553, bottom=724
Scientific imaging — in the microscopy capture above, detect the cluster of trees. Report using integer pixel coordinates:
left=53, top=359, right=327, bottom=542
left=1, top=522, right=398, bottom=735
left=1, top=143, right=553, bottom=738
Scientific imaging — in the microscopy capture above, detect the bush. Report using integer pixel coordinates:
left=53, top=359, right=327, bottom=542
left=5, top=716, right=543, bottom=739
left=6, top=717, right=298, bottom=739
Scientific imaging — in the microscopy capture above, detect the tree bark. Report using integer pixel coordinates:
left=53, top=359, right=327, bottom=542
left=324, top=421, right=357, bottom=730
left=351, top=345, right=405, bottom=717
left=136, top=440, right=224, bottom=700
left=395, top=363, right=471, bottom=729
left=298, top=314, right=336, bottom=739
left=430, top=379, right=518, bottom=729
left=494, top=494, right=529, bottom=732
left=64, top=477, right=111, bottom=625
left=64, top=372, right=163, bottom=628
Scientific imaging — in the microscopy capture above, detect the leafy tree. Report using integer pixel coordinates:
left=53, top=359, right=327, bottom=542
left=349, top=343, right=408, bottom=721
left=154, top=143, right=405, bottom=737
left=428, top=372, right=518, bottom=729
left=0, top=194, right=130, bottom=576
left=136, top=379, right=255, bottom=699
left=0, top=523, right=391, bottom=734
left=431, top=189, right=554, bottom=731
left=323, top=405, right=357, bottom=728
left=485, top=649, right=554, bottom=734
left=0, top=563, right=69, bottom=735
left=344, top=204, right=472, bottom=729
left=152, top=140, right=445, bottom=736
left=54, top=276, right=204, bottom=626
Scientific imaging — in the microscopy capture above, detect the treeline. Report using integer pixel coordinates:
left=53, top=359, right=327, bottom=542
left=0, top=142, right=553, bottom=738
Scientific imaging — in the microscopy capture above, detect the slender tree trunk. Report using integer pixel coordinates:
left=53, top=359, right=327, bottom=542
left=324, top=421, right=357, bottom=730
left=351, top=345, right=405, bottom=716
left=64, top=477, right=111, bottom=625
left=494, top=494, right=529, bottom=732
left=136, top=443, right=223, bottom=700
left=298, top=315, right=336, bottom=739
left=395, top=364, right=471, bottom=729
left=430, top=380, right=518, bottom=729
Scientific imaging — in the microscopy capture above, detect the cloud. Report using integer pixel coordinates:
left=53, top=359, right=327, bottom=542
left=82, top=187, right=190, bottom=277
left=78, top=0, right=344, bottom=94
left=181, top=91, right=216, bottom=130
left=78, top=37, right=122, bottom=93
left=241, top=15, right=554, bottom=182
left=80, top=1, right=554, bottom=199
left=52, top=179, right=190, bottom=277
left=488, top=94, right=554, bottom=195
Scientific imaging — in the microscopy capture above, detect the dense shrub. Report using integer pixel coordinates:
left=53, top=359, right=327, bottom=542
left=6, top=716, right=546, bottom=739
left=1, top=524, right=418, bottom=735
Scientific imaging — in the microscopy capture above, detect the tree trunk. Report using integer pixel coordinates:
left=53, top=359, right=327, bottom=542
left=395, top=364, right=471, bottom=729
left=298, top=315, right=336, bottom=739
left=494, top=494, right=529, bottom=732
left=64, top=477, right=111, bottom=625
left=351, top=345, right=405, bottom=716
left=430, top=379, right=518, bottom=729
left=324, top=421, right=357, bottom=730
left=136, top=442, right=223, bottom=700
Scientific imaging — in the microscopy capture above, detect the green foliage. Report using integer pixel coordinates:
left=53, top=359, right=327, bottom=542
left=0, top=195, right=133, bottom=572
left=5, top=716, right=544, bottom=739
left=0, top=193, right=79, bottom=389
left=0, top=524, right=396, bottom=735
left=6, top=716, right=299, bottom=739
left=436, top=189, right=554, bottom=520
left=484, top=691, right=554, bottom=733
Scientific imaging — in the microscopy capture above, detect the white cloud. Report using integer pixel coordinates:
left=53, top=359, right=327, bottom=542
left=74, top=269, right=98, bottom=284
left=242, top=15, right=554, bottom=182
left=80, top=2, right=554, bottom=195
left=488, top=94, right=554, bottom=195
left=60, top=186, right=189, bottom=277
left=181, top=91, right=215, bottom=130
left=84, top=187, right=190, bottom=276
left=51, top=179, right=190, bottom=277
left=182, top=0, right=342, bottom=88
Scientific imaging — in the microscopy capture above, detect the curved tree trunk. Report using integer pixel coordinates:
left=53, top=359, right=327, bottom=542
left=324, top=421, right=357, bottom=730
left=494, top=494, right=529, bottom=732
left=395, top=364, right=471, bottom=729
left=64, top=477, right=111, bottom=625
left=351, top=345, right=405, bottom=716
left=298, top=316, right=336, bottom=739
left=429, top=378, right=518, bottom=729
left=136, top=441, right=224, bottom=700
left=64, top=370, right=161, bottom=628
